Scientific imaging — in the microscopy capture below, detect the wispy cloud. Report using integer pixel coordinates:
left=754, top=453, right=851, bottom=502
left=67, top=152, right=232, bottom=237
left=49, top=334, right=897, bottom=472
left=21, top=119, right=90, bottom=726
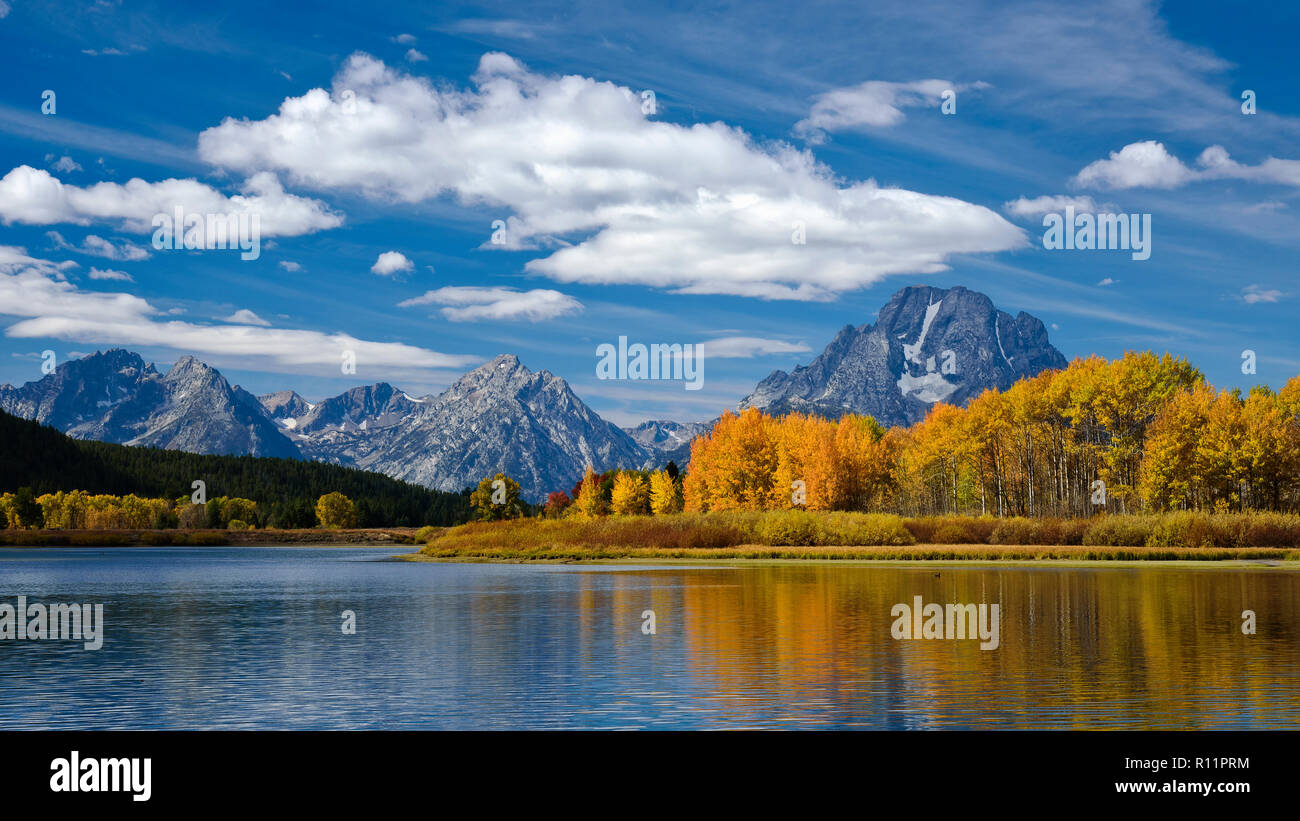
left=399, top=286, right=583, bottom=322
left=0, top=247, right=478, bottom=379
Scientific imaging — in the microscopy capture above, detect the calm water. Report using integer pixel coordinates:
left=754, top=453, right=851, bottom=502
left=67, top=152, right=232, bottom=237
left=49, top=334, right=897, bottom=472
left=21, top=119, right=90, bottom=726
left=1, top=547, right=1297, bottom=729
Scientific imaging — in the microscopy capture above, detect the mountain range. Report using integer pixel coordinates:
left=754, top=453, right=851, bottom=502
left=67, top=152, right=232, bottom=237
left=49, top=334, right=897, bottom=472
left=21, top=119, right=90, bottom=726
left=0, top=284, right=1068, bottom=500
left=739, top=285, right=1067, bottom=426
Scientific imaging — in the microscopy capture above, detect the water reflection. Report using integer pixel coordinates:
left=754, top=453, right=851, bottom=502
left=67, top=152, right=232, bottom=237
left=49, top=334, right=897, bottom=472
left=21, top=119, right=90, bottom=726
left=0, top=548, right=1296, bottom=729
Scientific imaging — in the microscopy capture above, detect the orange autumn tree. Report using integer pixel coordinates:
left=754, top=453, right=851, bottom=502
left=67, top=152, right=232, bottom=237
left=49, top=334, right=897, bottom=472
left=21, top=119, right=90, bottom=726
left=683, top=408, right=897, bottom=512
left=677, top=351, right=1300, bottom=518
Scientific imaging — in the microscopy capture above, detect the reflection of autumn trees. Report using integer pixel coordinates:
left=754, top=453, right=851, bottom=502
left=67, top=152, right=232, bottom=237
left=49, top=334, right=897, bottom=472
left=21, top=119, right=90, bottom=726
left=671, top=565, right=1299, bottom=729
left=684, top=352, right=1300, bottom=518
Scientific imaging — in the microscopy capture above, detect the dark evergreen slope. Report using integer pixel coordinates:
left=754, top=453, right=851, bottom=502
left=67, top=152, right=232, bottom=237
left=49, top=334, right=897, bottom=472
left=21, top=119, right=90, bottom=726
left=0, top=409, right=470, bottom=527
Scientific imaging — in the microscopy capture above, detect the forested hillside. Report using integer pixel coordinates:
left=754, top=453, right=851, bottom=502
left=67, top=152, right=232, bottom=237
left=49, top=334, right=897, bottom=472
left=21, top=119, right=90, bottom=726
left=0, top=410, right=471, bottom=527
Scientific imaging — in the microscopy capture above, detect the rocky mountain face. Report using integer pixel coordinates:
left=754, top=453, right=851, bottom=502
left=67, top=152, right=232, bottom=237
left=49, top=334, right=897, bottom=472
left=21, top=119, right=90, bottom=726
left=0, top=284, right=1067, bottom=499
left=2, top=350, right=650, bottom=502
left=0, top=349, right=300, bottom=458
left=739, top=284, right=1067, bottom=427
left=623, top=419, right=713, bottom=468
left=263, top=355, right=649, bottom=501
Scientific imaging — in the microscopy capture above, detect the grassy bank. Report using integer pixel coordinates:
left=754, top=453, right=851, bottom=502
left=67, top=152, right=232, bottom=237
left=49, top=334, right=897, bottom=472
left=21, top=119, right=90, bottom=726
left=417, top=510, right=1300, bottom=562
left=0, top=527, right=429, bottom=547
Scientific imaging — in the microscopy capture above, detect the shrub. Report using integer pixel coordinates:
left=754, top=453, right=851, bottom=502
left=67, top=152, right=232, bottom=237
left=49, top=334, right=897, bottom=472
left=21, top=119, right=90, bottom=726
left=415, top=525, right=440, bottom=543
left=1083, top=515, right=1158, bottom=546
left=316, top=492, right=358, bottom=529
left=908, top=516, right=996, bottom=544
left=817, top=512, right=915, bottom=546
left=757, top=510, right=822, bottom=545
left=988, top=517, right=1087, bottom=545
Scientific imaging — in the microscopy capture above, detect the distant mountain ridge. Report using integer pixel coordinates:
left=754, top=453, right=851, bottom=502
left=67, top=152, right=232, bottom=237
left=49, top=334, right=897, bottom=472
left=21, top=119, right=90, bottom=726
left=265, top=355, right=648, bottom=501
left=0, top=284, right=1069, bottom=500
left=0, top=349, right=299, bottom=459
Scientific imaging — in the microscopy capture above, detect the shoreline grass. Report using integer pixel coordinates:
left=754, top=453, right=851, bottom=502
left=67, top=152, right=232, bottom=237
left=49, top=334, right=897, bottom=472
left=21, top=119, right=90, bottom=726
left=411, top=542, right=1300, bottom=563
left=418, top=510, right=1300, bottom=563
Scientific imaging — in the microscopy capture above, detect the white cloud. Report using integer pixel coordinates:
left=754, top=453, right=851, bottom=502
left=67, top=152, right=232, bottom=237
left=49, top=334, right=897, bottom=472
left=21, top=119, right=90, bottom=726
left=1097, top=277, right=1115, bottom=287
left=405, top=48, right=428, bottom=63
left=47, top=231, right=151, bottom=261
left=699, top=336, right=811, bottom=359
left=197, top=53, right=1025, bottom=301
left=0, top=166, right=343, bottom=238
left=1195, top=145, right=1300, bottom=187
left=398, top=286, right=582, bottom=322
left=371, top=251, right=413, bottom=276
left=392, top=33, right=417, bottom=44
left=0, top=247, right=479, bottom=378
left=1242, top=284, right=1283, bottom=304
left=1004, top=195, right=1107, bottom=219
left=0, top=2, right=10, bottom=19
left=1072, top=141, right=1195, bottom=190
left=88, top=267, right=134, bottom=282
left=224, top=308, right=270, bottom=326
left=1074, top=141, right=1300, bottom=190
left=278, top=260, right=303, bottom=272
left=793, top=79, right=969, bottom=142
left=46, top=155, right=82, bottom=173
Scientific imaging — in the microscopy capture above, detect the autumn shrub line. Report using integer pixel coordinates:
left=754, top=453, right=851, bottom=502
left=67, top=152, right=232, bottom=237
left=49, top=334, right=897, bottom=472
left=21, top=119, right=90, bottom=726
left=0, top=488, right=368, bottom=531
left=421, top=510, right=1300, bottom=555
left=417, top=543, right=1299, bottom=562
left=0, top=529, right=231, bottom=546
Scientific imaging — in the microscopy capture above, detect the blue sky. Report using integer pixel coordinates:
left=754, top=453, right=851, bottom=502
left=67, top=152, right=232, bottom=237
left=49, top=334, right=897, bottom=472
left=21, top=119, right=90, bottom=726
left=1, top=0, right=1297, bottom=425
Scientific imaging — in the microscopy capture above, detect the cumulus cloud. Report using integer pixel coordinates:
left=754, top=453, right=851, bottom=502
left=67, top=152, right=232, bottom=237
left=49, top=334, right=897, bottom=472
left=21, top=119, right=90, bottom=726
left=47, top=230, right=151, bottom=261
left=1003, top=194, right=1108, bottom=219
left=1097, top=277, right=1116, bottom=287
left=1073, top=140, right=1300, bottom=190
left=278, top=260, right=302, bottom=272
left=1242, top=284, right=1283, bottom=304
left=88, top=267, right=134, bottom=282
left=699, top=336, right=811, bottom=358
left=0, top=166, right=342, bottom=238
left=405, top=48, right=428, bottom=63
left=392, top=33, right=417, bottom=44
left=398, top=286, right=582, bottom=322
left=371, top=251, right=413, bottom=276
left=0, top=247, right=479, bottom=377
left=1072, top=141, right=1195, bottom=189
left=223, top=308, right=270, bottom=326
left=793, top=79, right=972, bottom=142
left=197, top=53, right=1025, bottom=301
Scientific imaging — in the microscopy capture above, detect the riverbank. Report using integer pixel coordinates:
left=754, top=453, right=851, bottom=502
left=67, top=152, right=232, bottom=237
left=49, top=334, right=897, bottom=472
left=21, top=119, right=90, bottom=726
left=408, top=543, right=1300, bottom=562
left=0, top=527, right=429, bottom=547
left=415, top=510, right=1300, bottom=562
